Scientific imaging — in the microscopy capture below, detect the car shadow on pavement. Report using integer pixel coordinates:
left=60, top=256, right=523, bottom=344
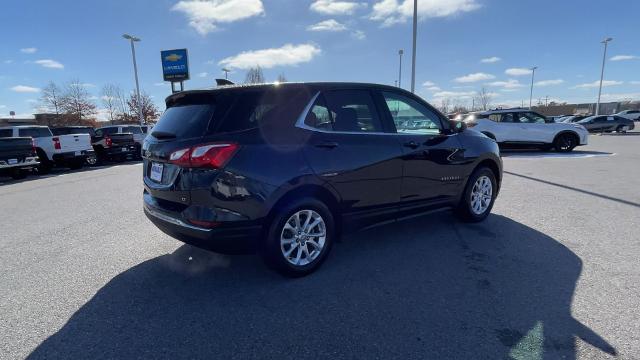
left=27, top=214, right=617, bottom=359
left=0, top=160, right=142, bottom=185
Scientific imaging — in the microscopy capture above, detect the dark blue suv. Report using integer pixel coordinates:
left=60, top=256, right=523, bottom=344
left=143, top=82, right=502, bottom=276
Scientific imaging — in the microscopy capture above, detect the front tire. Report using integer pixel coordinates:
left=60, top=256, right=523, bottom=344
left=554, top=133, right=577, bottom=152
left=455, top=167, right=497, bottom=223
left=261, top=198, right=335, bottom=277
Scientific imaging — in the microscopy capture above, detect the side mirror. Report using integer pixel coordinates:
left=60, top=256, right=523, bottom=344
left=450, top=120, right=467, bottom=132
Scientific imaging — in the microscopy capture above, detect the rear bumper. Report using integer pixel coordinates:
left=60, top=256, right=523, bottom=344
left=0, top=156, right=39, bottom=174
left=143, top=192, right=262, bottom=254
left=102, top=145, right=137, bottom=157
left=52, top=150, right=94, bottom=163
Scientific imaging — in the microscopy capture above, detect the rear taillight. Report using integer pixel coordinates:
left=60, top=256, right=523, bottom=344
left=169, top=143, right=239, bottom=169
left=52, top=137, right=61, bottom=150
left=466, top=121, right=478, bottom=128
left=105, top=136, right=113, bottom=147
left=31, top=139, right=36, bottom=155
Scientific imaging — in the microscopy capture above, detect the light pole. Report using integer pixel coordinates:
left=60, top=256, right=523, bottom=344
left=222, top=68, right=230, bottom=80
left=398, top=49, right=404, bottom=88
left=596, top=37, right=613, bottom=115
left=529, top=66, right=538, bottom=109
left=410, top=0, right=417, bottom=93
left=123, top=34, right=144, bottom=126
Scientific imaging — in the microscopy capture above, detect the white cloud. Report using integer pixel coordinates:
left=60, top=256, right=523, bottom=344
left=535, top=79, right=564, bottom=86
left=505, top=68, right=532, bottom=76
left=426, top=86, right=441, bottom=91
left=310, top=0, right=367, bottom=15
left=433, top=90, right=476, bottom=99
left=34, top=59, right=64, bottom=69
left=572, top=80, right=623, bottom=89
left=81, top=83, right=96, bottom=88
left=480, top=56, right=501, bottom=63
left=351, top=30, right=366, bottom=40
left=20, top=47, right=37, bottom=54
left=454, top=72, right=495, bottom=83
left=422, top=81, right=436, bottom=87
left=370, top=0, right=480, bottom=26
left=486, top=79, right=523, bottom=89
left=10, top=85, right=41, bottom=93
left=154, top=82, right=169, bottom=86
left=3, top=60, right=13, bottom=64
left=219, top=43, right=321, bottom=69
left=171, top=0, right=265, bottom=35
left=630, top=81, right=640, bottom=85
left=307, top=19, right=347, bottom=32
left=0, top=105, right=6, bottom=109
left=197, top=72, right=209, bottom=77
left=610, top=55, right=638, bottom=61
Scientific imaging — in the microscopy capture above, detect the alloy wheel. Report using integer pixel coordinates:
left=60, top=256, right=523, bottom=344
left=280, top=210, right=326, bottom=266
left=470, top=175, right=493, bottom=215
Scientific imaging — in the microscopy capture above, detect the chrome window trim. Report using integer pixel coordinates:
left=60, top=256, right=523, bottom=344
left=294, top=91, right=444, bottom=136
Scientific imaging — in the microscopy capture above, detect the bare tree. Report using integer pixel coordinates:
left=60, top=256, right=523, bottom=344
left=61, top=79, right=97, bottom=120
left=101, top=84, right=121, bottom=122
left=244, top=66, right=265, bottom=84
left=475, top=87, right=493, bottom=111
left=127, top=92, right=160, bottom=124
left=39, top=81, right=65, bottom=125
left=277, top=73, right=287, bottom=83
left=437, top=98, right=451, bottom=114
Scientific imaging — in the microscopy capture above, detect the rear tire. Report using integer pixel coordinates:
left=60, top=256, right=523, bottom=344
left=616, top=125, right=626, bottom=133
left=553, top=133, right=577, bottom=152
left=261, top=198, right=335, bottom=277
left=455, top=167, right=497, bottom=223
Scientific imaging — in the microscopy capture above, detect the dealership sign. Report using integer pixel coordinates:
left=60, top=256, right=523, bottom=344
left=161, top=49, right=189, bottom=82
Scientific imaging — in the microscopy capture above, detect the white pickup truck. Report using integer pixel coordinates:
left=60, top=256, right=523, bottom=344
left=0, top=126, right=94, bottom=172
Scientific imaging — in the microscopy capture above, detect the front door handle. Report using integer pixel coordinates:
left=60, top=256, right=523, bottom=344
left=403, top=141, right=419, bottom=149
left=315, top=141, right=339, bottom=149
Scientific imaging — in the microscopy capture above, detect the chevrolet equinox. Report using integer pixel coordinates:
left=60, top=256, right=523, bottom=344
left=143, top=82, right=502, bottom=276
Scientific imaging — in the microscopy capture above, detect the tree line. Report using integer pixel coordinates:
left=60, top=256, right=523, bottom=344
left=39, top=80, right=160, bottom=127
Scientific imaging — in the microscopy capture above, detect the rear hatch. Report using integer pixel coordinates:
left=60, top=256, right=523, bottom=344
left=0, top=137, right=33, bottom=164
left=143, top=87, right=311, bottom=209
left=55, top=134, right=93, bottom=153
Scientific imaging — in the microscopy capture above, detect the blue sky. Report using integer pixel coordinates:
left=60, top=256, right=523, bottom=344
left=1, top=0, right=639, bottom=119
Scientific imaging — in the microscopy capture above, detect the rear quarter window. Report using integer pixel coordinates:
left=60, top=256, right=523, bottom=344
left=19, top=128, right=52, bottom=138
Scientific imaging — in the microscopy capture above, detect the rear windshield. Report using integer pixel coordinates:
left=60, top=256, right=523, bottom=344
left=153, top=88, right=311, bottom=139
left=152, top=104, right=216, bottom=139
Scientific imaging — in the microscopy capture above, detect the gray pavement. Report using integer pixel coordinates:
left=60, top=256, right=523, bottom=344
left=1, top=131, right=639, bottom=359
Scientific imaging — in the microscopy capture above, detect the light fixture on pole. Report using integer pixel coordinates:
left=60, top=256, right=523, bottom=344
left=398, top=49, right=404, bottom=88
left=123, top=34, right=144, bottom=126
left=222, top=68, right=230, bottom=80
left=529, top=66, right=538, bottom=109
left=410, top=0, right=417, bottom=93
left=596, top=37, right=613, bottom=116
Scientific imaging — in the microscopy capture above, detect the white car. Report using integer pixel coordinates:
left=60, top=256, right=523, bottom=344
left=615, top=109, right=640, bottom=121
left=464, top=109, right=589, bottom=152
left=0, top=125, right=94, bottom=172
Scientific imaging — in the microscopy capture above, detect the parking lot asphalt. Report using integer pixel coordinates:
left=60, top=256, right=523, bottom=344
left=1, top=131, right=639, bottom=359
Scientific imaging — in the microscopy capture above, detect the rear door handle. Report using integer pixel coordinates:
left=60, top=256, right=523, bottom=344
left=403, top=141, right=419, bottom=149
left=315, top=141, right=339, bottom=149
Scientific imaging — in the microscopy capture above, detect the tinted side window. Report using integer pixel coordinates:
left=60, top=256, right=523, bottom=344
left=19, top=128, right=52, bottom=138
left=304, top=95, right=333, bottom=131
left=0, top=129, right=13, bottom=137
left=500, top=113, right=516, bottom=123
left=488, top=114, right=501, bottom=122
left=124, top=126, right=143, bottom=134
left=518, top=112, right=546, bottom=124
left=102, top=127, right=119, bottom=135
left=323, top=90, right=382, bottom=132
left=382, top=91, right=441, bottom=135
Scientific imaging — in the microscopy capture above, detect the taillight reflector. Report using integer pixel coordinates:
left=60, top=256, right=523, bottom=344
left=52, top=137, right=61, bottom=150
left=105, top=136, right=113, bottom=147
left=169, top=143, right=239, bottom=169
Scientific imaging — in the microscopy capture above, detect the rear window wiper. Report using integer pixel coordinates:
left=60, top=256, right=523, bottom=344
left=151, top=131, right=177, bottom=139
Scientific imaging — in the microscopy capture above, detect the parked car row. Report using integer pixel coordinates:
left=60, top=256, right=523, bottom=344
left=0, top=124, right=152, bottom=180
